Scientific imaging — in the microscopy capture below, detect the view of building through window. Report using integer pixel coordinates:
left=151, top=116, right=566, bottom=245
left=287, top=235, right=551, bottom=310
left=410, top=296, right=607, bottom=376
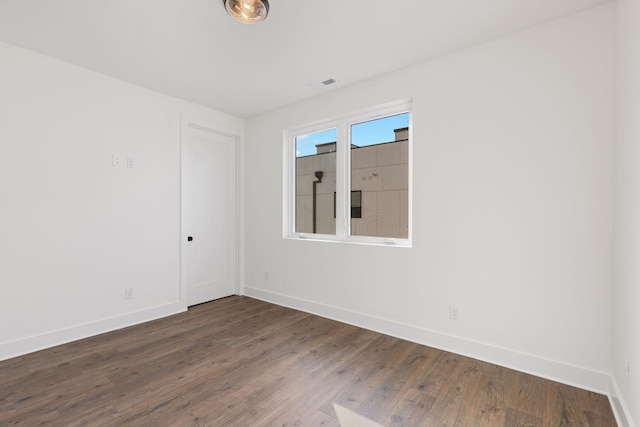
left=294, top=112, right=409, bottom=239
left=350, top=114, right=409, bottom=239
left=295, top=129, right=337, bottom=235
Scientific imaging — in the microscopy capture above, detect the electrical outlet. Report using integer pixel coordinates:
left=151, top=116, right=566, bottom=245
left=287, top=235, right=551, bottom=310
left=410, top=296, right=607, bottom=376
left=127, top=156, right=135, bottom=168
left=112, top=154, right=123, bottom=167
left=125, top=288, right=134, bottom=300
left=264, top=271, right=270, bottom=281
left=449, top=305, right=459, bottom=320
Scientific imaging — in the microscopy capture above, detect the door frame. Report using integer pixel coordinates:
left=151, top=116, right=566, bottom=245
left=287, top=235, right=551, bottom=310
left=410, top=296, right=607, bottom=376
left=180, top=115, right=243, bottom=309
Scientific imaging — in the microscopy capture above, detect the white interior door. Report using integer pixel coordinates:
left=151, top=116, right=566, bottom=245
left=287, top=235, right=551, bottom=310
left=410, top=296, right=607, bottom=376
left=183, top=124, right=237, bottom=306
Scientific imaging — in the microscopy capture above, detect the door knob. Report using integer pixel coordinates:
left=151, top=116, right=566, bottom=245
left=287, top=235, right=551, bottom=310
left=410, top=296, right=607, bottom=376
left=187, top=236, right=193, bottom=242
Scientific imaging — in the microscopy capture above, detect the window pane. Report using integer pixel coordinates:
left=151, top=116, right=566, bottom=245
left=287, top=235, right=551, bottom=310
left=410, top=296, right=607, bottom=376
left=350, top=113, right=409, bottom=239
left=295, top=129, right=337, bottom=235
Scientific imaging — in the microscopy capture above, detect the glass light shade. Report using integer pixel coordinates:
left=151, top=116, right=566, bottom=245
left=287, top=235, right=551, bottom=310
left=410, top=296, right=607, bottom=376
left=224, top=0, right=269, bottom=24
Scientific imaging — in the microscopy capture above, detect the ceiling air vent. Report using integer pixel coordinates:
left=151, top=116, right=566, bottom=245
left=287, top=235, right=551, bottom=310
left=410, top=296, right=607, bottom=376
left=307, top=78, right=338, bottom=90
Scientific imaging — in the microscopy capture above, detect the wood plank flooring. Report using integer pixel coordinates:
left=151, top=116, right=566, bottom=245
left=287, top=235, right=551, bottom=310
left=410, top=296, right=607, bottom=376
left=0, top=296, right=617, bottom=426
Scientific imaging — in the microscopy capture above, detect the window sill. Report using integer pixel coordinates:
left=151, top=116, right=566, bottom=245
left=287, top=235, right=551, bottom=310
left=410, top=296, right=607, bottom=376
left=285, top=234, right=412, bottom=248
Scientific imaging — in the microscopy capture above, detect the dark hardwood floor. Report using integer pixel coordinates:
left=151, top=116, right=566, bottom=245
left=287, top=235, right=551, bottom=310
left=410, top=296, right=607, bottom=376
left=0, top=296, right=616, bottom=426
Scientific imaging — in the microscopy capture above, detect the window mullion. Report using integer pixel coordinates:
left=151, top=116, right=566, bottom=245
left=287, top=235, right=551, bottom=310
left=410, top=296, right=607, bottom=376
left=335, top=122, right=349, bottom=239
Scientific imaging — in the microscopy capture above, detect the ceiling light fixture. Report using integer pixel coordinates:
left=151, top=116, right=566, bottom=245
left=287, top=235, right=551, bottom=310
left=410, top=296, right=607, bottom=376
left=224, top=0, right=269, bottom=24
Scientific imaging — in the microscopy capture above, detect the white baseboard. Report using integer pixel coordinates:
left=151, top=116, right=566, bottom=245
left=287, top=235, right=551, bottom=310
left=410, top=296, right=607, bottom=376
left=0, top=302, right=186, bottom=362
left=243, top=286, right=610, bottom=395
left=609, top=376, right=635, bottom=427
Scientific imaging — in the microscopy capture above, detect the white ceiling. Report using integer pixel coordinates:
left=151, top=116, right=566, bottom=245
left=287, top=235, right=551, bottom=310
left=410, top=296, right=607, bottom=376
left=0, top=0, right=611, bottom=118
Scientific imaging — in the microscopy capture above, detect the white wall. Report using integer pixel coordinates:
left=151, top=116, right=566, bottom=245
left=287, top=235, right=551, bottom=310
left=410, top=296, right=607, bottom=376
left=614, top=0, right=640, bottom=425
left=244, top=5, right=615, bottom=393
left=0, top=41, right=243, bottom=360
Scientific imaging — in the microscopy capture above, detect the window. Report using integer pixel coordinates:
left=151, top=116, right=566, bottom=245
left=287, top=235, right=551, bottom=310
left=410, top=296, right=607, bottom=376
left=334, top=191, right=362, bottom=219
left=294, top=128, right=337, bottom=235
left=285, top=101, right=411, bottom=246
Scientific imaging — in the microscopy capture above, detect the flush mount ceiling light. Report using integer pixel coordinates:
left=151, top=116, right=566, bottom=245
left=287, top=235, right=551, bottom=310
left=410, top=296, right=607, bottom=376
left=224, top=0, right=269, bottom=24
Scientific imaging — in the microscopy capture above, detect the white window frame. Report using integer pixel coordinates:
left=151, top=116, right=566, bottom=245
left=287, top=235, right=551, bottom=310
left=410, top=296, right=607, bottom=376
left=283, top=99, right=412, bottom=247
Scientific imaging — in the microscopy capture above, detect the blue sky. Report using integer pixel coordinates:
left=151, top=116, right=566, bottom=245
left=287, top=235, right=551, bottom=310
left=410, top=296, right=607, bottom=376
left=295, top=113, right=409, bottom=158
